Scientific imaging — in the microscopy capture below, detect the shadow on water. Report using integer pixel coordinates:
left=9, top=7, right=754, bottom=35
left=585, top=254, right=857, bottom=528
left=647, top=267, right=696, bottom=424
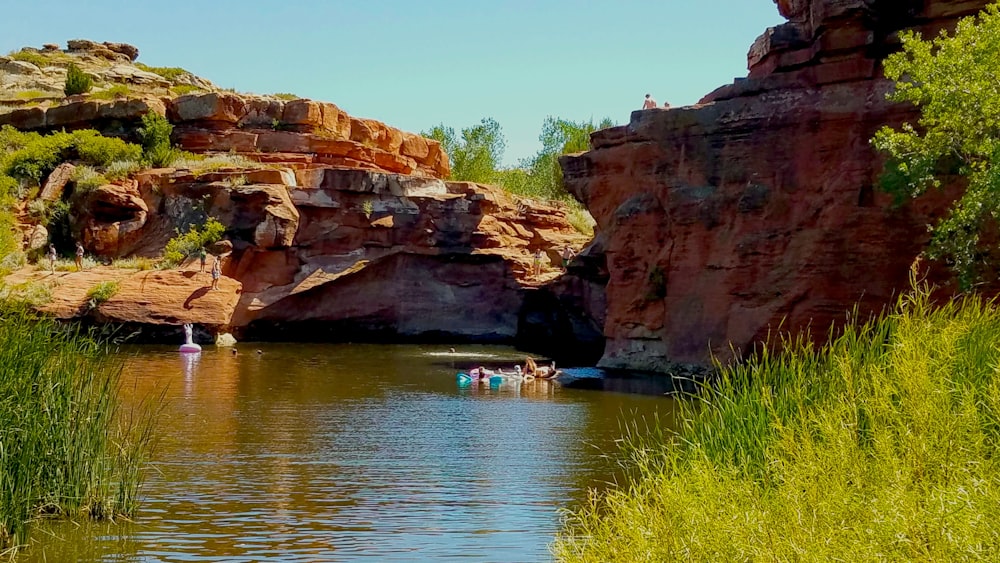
left=558, top=367, right=706, bottom=396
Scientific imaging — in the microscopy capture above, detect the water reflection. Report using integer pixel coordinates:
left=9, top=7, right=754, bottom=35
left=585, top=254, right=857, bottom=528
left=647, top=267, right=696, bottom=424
left=24, top=344, right=673, bottom=562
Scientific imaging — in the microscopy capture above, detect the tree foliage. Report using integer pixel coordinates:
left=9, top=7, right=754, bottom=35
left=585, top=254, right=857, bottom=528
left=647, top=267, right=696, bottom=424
left=509, top=116, right=615, bottom=200
left=424, top=118, right=505, bottom=185
left=424, top=116, right=615, bottom=202
left=872, top=4, right=1000, bottom=284
left=162, top=217, right=226, bottom=268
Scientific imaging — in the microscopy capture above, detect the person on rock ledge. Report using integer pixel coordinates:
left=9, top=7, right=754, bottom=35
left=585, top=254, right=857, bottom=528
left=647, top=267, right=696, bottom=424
left=561, top=246, right=576, bottom=271
left=75, top=241, right=85, bottom=271
left=642, top=93, right=657, bottom=109
left=210, top=256, right=221, bottom=291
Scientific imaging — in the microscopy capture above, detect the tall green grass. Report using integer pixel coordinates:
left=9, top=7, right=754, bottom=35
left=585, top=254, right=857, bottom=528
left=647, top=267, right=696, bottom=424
left=0, top=304, right=157, bottom=556
left=553, top=282, right=1000, bottom=562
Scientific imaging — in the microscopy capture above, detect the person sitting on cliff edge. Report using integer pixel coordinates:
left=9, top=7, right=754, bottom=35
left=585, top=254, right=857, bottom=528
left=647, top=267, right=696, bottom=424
left=642, top=94, right=657, bottom=109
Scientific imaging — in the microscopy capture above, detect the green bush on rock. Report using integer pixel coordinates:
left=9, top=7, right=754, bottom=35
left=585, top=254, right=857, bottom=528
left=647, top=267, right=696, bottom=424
left=162, top=217, right=225, bottom=268
left=63, top=63, right=92, bottom=96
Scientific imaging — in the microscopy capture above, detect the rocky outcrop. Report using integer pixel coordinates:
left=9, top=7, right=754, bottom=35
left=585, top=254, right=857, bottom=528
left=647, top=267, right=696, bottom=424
left=1, top=41, right=591, bottom=357
left=0, top=93, right=449, bottom=179
left=4, top=268, right=240, bottom=329
left=560, top=0, right=989, bottom=371
left=11, top=163, right=589, bottom=348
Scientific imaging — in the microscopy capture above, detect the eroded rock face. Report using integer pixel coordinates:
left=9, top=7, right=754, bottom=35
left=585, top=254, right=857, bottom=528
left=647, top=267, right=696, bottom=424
left=560, top=0, right=989, bottom=371
left=53, top=163, right=589, bottom=347
left=0, top=92, right=449, bottom=179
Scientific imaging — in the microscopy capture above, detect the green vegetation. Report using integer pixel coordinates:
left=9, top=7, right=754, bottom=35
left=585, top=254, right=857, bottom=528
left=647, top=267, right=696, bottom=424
left=424, top=115, right=613, bottom=203
left=134, top=63, right=189, bottom=82
left=170, top=152, right=265, bottom=173
left=0, top=127, right=146, bottom=265
left=169, top=84, right=202, bottom=96
left=85, top=280, right=119, bottom=307
left=162, top=217, right=225, bottom=268
left=137, top=110, right=176, bottom=167
left=272, top=92, right=300, bottom=101
left=0, top=280, right=52, bottom=307
left=222, top=174, right=248, bottom=188
left=0, top=304, right=156, bottom=553
left=565, top=207, right=595, bottom=238
left=14, top=90, right=50, bottom=100
left=424, top=118, right=505, bottom=185
left=63, top=63, right=92, bottom=96
left=0, top=126, right=141, bottom=184
left=71, top=165, right=108, bottom=194
left=110, top=256, right=155, bottom=271
left=511, top=116, right=614, bottom=201
left=90, top=84, right=130, bottom=100
left=554, top=282, right=1000, bottom=561
left=872, top=5, right=1000, bottom=285
left=7, top=49, right=51, bottom=68
left=104, top=159, right=143, bottom=181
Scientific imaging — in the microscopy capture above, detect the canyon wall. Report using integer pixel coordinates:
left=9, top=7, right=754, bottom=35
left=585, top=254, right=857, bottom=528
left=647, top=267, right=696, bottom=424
left=560, top=0, right=988, bottom=371
left=4, top=88, right=594, bottom=356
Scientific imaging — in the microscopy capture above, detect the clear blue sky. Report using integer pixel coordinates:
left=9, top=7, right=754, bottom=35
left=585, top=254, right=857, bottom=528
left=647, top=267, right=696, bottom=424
left=1, top=1, right=784, bottom=165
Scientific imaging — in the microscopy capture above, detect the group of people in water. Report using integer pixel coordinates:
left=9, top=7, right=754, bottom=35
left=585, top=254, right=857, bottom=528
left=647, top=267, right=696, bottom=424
left=469, top=357, right=558, bottom=382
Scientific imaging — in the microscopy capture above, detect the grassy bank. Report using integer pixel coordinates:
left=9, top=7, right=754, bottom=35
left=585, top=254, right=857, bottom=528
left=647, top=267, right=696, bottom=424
left=0, top=304, right=156, bottom=556
left=553, top=283, right=1000, bottom=561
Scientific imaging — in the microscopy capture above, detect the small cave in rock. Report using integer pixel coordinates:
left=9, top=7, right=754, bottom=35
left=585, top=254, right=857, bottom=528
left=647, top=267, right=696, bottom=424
left=91, top=201, right=142, bottom=224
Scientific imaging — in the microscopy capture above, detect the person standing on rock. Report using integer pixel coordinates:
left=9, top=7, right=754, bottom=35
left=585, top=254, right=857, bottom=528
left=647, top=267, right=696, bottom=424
left=48, top=244, right=57, bottom=272
left=199, top=248, right=207, bottom=273
left=533, top=249, right=544, bottom=277
left=75, top=241, right=84, bottom=271
left=561, top=246, right=576, bottom=271
left=211, top=256, right=221, bottom=291
left=642, top=94, right=657, bottom=109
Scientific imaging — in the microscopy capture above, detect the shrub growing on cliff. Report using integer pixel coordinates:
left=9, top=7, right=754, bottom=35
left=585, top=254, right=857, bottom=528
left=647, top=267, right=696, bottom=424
left=85, top=280, right=119, bottom=307
left=161, top=217, right=225, bottom=268
left=138, top=110, right=175, bottom=167
left=872, top=4, right=1000, bottom=285
left=63, top=63, right=92, bottom=96
left=1, top=127, right=140, bottom=183
left=554, top=281, right=1000, bottom=561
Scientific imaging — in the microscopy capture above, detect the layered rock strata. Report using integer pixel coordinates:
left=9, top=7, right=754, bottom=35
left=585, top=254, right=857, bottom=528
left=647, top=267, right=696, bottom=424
left=560, top=0, right=988, bottom=371
left=0, top=93, right=449, bottom=178
left=10, top=164, right=589, bottom=347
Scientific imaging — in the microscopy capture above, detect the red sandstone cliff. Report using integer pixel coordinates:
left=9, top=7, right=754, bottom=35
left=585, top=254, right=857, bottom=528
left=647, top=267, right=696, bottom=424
left=560, top=0, right=989, bottom=371
left=2, top=54, right=592, bottom=350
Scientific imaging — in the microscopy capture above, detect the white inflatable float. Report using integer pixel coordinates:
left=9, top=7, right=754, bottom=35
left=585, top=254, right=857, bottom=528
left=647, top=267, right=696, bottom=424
left=179, top=323, right=202, bottom=353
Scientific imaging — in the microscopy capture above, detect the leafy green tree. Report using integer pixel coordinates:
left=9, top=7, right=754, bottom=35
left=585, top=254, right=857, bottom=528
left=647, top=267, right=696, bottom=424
left=162, top=217, right=226, bottom=268
left=872, top=4, right=1000, bottom=284
left=424, top=118, right=505, bottom=184
left=63, top=63, right=92, bottom=96
left=511, top=116, right=615, bottom=200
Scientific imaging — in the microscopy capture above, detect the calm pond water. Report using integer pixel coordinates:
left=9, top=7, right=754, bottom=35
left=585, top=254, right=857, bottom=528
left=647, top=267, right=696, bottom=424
left=23, top=344, right=674, bottom=562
